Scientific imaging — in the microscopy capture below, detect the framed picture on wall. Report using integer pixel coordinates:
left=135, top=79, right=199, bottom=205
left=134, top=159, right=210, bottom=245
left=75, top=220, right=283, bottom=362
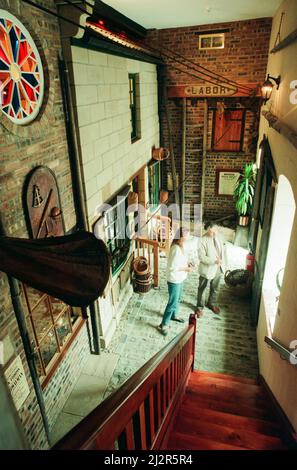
left=215, top=169, right=240, bottom=197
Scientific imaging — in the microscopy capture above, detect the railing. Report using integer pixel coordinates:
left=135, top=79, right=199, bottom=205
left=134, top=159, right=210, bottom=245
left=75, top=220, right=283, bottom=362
left=265, top=336, right=297, bottom=368
left=134, top=236, right=159, bottom=287
left=53, top=314, right=197, bottom=450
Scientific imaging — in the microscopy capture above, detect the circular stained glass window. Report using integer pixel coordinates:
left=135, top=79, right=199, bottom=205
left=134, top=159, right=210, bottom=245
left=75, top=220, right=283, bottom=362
left=0, top=10, right=44, bottom=125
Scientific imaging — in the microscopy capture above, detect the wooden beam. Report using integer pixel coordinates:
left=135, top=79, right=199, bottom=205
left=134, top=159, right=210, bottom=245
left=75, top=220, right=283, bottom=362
left=181, top=98, right=187, bottom=206
left=270, top=27, right=297, bottom=53
left=93, top=0, right=147, bottom=39
left=162, top=71, right=180, bottom=208
left=262, top=110, right=297, bottom=150
left=200, top=100, right=208, bottom=227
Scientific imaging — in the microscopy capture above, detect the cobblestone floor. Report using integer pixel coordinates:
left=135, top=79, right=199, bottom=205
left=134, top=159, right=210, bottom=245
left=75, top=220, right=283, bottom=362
left=103, top=235, right=259, bottom=399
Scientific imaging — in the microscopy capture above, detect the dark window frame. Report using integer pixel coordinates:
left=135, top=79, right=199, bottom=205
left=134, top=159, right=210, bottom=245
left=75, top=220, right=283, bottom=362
left=104, top=194, right=131, bottom=275
left=129, top=73, right=141, bottom=142
left=148, top=161, right=161, bottom=211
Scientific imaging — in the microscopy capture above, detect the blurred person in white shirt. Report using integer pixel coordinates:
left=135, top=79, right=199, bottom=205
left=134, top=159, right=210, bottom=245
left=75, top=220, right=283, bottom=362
left=158, top=227, right=194, bottom=336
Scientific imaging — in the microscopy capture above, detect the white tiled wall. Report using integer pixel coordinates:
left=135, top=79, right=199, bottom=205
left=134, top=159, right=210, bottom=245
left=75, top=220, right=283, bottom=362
left=70, top=46, right=160, bottom=227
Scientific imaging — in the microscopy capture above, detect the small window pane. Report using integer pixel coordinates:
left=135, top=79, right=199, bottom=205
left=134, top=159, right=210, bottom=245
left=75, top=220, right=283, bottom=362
left=32, top=297, right=53, bottom=341
left=56, top=313, right=72, bottom=347
left=25, top=285, right=45, bottom=310
left=39, top=331, right=59, bottom=368
left=50, top=297, right=66, bottom=320
left=213, top=36, right=223, bottom=48
left=201, top=37, right=211, bottom=48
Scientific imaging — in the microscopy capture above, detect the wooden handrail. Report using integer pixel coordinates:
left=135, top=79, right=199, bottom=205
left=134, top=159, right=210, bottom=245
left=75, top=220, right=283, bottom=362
left=265, top=336, right=297, bottom=368
left=53, top=314, right=197, bottom=450
left=134, top=236, right=159, bottom=287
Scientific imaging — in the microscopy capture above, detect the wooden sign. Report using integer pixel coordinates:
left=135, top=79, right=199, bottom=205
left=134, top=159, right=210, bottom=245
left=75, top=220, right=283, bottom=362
left=167, top=84, right=260, bottom=98
left=216, top=169, right=240, bottom=196
left=4, top=356, right=30, bottom=411
left=24, top=166, right=65, bottom=239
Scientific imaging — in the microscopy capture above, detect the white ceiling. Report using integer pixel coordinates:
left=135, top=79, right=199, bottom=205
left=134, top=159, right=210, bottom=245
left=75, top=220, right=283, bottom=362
left=102, top=0, right=282, bottom=29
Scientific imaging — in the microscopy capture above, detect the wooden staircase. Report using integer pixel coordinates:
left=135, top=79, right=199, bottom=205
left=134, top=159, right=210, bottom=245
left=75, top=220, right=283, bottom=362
left=165, top=370, right=287, bottom=450
left=54, top=316, right=295, bottom=451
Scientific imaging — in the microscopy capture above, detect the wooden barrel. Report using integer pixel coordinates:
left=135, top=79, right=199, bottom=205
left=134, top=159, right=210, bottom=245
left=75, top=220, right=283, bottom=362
left=133, top=256, right=152, bottom=293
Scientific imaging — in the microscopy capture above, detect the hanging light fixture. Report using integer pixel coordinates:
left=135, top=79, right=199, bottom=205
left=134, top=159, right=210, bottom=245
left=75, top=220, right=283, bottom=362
left=261, top=74, right=281, bottom=104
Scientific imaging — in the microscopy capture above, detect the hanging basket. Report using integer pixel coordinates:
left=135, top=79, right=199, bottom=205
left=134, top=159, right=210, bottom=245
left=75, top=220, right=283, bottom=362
left=159, top=189, right=169, bottom=203
left=152, top=147, right=170, bottom=161
left=128, top=191, right=138, bottom=206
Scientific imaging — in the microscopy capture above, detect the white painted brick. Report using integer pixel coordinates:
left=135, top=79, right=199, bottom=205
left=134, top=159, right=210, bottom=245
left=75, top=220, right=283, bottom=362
left=87, top=190, right=103, bottom=219
left=72, top=63, right=89, bottom=85
left=81, top=142, right=95, bottom=164
left=104, top=101, right=119, bottom=118
left=118, top=99, right=129, bottom=115
left=112, top=115, right=122, bottom=133
left=76, top=105, right=92, bottom=127
left=104, top=67, right=117, bottom=84
left=88, top=50, right=108, bottom=66
left=85, top=176, right=98, bottom=199
left=86, top=65, right=105, bottom=85
left=71, top=46, right=89, bottom=64
left=110, top=84, right=126, bottom=101
left=100, top=118, right=113, bottom=137
left=116, top=69, right=128, bottom=84
left=107, top=55, right=126, bottom=69
left=94, top=135, right=110, bottom=157
left=74, top=85, right=98, bottom=106
left=126, top=59, right=140, bottom=73
left=97, top=85, right=111, bottom=102
left=96, top=166, right=113, bottom=190
left=108, top=132, right=120, bottom=149
left=80, top=122, right=100, bottom=146
left=89, top=103, right=105, bottom=122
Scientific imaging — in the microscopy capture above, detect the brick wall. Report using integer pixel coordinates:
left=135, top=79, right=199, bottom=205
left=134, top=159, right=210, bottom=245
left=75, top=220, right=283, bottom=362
left=0, top=0, right=89, bottom=449
left=44, top=325, right=89, bottom=432
left=147, top=18, right=271, bottom=220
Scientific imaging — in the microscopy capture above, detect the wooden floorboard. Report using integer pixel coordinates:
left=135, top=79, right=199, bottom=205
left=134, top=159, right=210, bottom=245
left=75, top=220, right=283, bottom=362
left=193, top=370, right=258, bottom=385
left=173, top=415, right=286, bottom=450
left=179, top=402, right=282, bottom=437
left=166, top=430, right=246, bottom=451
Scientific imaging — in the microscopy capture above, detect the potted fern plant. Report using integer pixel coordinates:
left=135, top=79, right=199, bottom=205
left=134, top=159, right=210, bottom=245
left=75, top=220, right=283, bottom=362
left=233, top=163, right=256, bottom=226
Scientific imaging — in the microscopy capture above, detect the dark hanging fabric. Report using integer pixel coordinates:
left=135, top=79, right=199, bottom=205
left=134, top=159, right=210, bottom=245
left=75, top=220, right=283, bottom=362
left=0, top=231, right=111, bottom=307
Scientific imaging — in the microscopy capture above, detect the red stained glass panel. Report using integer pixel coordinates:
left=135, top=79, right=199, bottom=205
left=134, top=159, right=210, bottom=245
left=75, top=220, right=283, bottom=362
left=0, top=12, right=44, bottom=124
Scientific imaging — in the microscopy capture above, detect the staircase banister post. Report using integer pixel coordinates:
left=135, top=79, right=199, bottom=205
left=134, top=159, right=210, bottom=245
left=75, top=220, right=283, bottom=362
left=189, top=313, right=197, bottom=371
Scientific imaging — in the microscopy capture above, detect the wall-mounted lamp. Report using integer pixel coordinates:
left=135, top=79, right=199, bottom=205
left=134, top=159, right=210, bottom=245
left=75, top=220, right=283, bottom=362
left=261, top=74, right=281, bottom=104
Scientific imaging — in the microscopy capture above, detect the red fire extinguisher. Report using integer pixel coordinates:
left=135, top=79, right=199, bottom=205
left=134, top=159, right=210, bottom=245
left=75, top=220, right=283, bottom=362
left=246, top=248, right=255, bottom=273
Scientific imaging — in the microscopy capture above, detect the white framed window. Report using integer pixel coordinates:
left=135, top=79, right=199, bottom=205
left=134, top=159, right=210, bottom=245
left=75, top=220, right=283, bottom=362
left=199, top=33, right=225, bottom=50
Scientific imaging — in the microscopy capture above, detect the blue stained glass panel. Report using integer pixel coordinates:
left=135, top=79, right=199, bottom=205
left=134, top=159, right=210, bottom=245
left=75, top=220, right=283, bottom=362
left=0, top=19, right=5, bottom=28
left=9, top=26, right=19, bottom=62
left=22, top=73, right=38, bottom=88
left=11, top=83, right=20, bottom=114
left=0, top=59, right=9, bottom=70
